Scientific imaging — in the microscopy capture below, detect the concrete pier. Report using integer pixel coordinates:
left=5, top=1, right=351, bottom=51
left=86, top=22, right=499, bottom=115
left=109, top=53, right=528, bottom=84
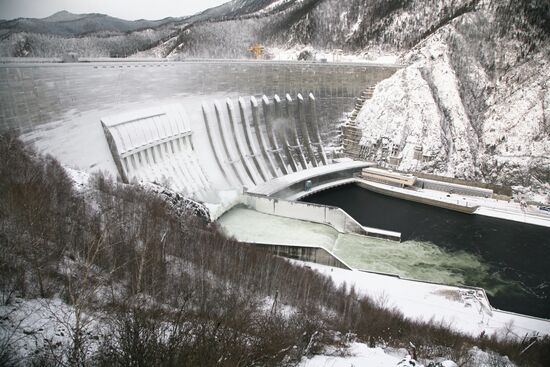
left=238, top=97, right=269, bottom=182
left=251, top=96, right=279, bottom=179
left=274, top=94, right=299, bottom=173
left=245, top=242, right=351, bottom=270
left=202, top=103, right=234, bottom=187
left=261, top=96, right=288, bottom=175
left=101, top=93, right=369, bottom=203
left=285, top=94, right=308, bottom=170
left=306, top=93, right=328, bottom=165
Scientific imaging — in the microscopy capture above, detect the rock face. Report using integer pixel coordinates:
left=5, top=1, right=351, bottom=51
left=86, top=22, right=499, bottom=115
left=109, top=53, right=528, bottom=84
left=142, top=182, right=211, bottom=222
left=353, top=1, right=550, bottom=195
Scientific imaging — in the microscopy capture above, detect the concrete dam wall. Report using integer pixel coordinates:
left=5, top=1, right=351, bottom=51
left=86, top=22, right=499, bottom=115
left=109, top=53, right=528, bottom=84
left=0, top=60, right=399, bottom=134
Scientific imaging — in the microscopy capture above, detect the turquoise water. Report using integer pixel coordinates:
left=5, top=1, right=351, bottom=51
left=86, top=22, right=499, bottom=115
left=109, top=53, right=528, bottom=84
left=333, top=234, right=528, bottom=297
left=303, top=184, right=550, bottom=317
left=218, top=206, right=528, bottom=301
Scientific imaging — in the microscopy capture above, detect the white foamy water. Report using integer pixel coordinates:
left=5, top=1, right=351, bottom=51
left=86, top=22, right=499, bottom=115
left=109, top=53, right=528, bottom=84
left=218, top=207, right=527, bottom=297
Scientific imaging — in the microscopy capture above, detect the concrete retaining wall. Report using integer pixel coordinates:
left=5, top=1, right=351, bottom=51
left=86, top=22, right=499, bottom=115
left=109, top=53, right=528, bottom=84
left=244, top=242, right=351, bottom=269
left=240, top=193, right=400, bottom=240
left=243, top=193, right=372, bottom=236
left=412, top=172, right=511, bottom=196
left=415, top=178, right=493, bottom=198
left=357, top=180, right=478, bottom=214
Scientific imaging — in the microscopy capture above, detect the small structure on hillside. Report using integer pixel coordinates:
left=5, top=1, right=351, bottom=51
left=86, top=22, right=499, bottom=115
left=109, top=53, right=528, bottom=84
left=413, top=145, right=423, bottom=160
left=248, top=43, right=264, bottom=59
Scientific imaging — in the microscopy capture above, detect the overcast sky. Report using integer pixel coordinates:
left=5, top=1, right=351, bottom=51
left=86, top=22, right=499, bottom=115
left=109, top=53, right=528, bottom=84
left=0, top=0, right=230, bottom=20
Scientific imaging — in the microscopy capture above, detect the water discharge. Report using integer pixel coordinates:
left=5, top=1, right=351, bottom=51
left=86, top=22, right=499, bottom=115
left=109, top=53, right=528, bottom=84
left=332, top=234, right=528, bottom=298
left=218, top=206, right=530, bottom=313
left=303, top=183, right=550, bottom=318
left=218, top=206, right=338, bottom=248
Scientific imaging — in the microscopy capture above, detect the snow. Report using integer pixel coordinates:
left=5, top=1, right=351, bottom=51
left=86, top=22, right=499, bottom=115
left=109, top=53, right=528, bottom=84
left=257, top=0, right=294, bottom=14
left=248, top=161, right=369, bottom=196
left=141, top=182, right=211, bottom=221
left=357, top=66, right=446, bottom=170
left=20, top=92, right=240, bottom=203
left=355, top=7, right=550, bottom=199
left=296, top=261, right=550, bottom=338
left=204, top=189, right=241, bottom=219
left=300, top=345, right=502, bottom=367
left=218, top=206, right=550, bottom=337
left=64, top=167, right=91, bottom=191
left=356, top=32, right=479, bottom=178
left=266, top=45, right=399, bottom=65
left=0, top=296, right=105, bottom=361
left=299, top=343, right=405, bottom=367
left=219, top=206, right=339, bottom=248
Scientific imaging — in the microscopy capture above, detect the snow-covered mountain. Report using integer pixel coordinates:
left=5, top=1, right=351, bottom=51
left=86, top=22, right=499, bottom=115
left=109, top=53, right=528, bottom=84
left=0, top=10, right=181, bottom=37
left=0, top=11, right=189, bottom=57
left=349, top=0, right=550, bottom=197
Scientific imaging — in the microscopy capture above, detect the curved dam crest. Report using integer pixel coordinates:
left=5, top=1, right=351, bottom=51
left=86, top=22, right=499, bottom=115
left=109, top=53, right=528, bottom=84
left=0, top=59, right=400, bottom=204
left=0, top=60, right=399, bottom=133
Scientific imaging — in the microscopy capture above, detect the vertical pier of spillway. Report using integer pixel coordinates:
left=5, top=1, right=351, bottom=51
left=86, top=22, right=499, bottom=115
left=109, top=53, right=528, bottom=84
left=101, top=93, right=332, bottom=200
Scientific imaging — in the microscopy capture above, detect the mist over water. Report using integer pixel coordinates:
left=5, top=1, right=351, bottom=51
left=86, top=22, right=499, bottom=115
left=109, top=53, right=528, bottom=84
left=303, top=184, right=550, bottom=318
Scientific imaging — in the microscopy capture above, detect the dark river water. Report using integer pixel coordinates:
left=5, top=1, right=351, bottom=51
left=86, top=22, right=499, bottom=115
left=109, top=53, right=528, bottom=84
left=302, top=184, right=550, bottom=318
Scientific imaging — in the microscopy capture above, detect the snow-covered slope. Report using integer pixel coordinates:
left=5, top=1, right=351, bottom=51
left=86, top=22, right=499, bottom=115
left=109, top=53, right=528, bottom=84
left=355, top=1, right=550, bottom=196
left=0, top=10, right=187, bottom=58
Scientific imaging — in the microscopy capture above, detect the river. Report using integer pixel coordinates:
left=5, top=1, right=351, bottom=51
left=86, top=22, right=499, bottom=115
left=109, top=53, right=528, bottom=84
left=302, top=183, right=550, bottom=318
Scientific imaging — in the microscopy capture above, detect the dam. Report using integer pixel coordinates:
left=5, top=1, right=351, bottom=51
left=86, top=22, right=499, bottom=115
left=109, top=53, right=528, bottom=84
left=0, top=59, right=398, bottom=133
left=1, top=58, right=550, bottom=332
left=0, top=59, right=398, bottom=204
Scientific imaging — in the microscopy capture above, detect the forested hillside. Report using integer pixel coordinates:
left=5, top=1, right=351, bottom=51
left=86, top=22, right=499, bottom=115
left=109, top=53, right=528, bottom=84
left=2, top=133, right=549, bottom=365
